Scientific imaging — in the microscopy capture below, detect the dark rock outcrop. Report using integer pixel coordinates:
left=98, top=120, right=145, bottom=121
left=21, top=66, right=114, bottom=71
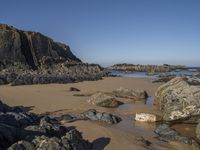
left=155, top=124, right=198, bottom=147
left=109, top=63, right=188, bottom=73
left=54, top=109, right=122, bottom=124
left=0, top=24, right=108, bottom=86
left=0, top=100, right=92, bottom=150
left=0, top=24, right=80, bottom=68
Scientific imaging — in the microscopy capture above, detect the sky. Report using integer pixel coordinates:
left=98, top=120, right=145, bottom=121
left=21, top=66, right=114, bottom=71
left=0, top=0, right=200, bottom=66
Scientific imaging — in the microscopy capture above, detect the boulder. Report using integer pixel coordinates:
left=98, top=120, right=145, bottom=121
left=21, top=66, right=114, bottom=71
left=155, top=124, right=198, bottom=146
left=81, top=109, right=121, bottom=124
left=135, top=113, right=161, bottom=122
left=112, top=87, right=148, bottom=100
left=155, top=77, right=200, bottom=122
left=54, top=109, right=122, bottom=124
left=8, top=140, right=35, bottom=150
left=88, top=92, right=119, bottom=108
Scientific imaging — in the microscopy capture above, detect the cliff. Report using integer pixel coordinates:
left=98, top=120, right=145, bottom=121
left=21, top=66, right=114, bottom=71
left=0, top=24, right=108, bottom=85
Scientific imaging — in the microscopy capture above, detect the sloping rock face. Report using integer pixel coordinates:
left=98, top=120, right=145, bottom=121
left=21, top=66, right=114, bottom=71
left=155, top=77, right=200, bottom=122
left=0, top=24, right=108, bottom=85
left=110, top=64, right=187, bottom=73
left=0, top=24, right=80, bottom=68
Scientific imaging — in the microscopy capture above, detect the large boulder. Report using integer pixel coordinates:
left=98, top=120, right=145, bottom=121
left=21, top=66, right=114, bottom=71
left=155, top=77, right=200, bottom=122
left=112, top=87, right=148, bottom=100
left=88, top=92, right=119, bottom=108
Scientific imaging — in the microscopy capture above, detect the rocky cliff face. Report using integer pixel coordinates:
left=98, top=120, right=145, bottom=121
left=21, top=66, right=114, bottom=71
left=0, top=24, right=108, bottom=85
left=0, top=24, right=80, bottom=69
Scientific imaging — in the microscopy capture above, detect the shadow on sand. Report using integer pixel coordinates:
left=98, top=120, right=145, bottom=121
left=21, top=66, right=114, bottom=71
left=92, top=137, right=111, bottom=150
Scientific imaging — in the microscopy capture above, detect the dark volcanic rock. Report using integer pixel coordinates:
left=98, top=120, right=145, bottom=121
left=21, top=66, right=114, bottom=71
left=0, top=24, right=108, bottom=86
left=155, top=124, right=198, bottom=146
left=55, top=109, right=122, bottom=124
left=0, top=101, right=92, bottom=150
left=0, top=112, right=39, bottom=127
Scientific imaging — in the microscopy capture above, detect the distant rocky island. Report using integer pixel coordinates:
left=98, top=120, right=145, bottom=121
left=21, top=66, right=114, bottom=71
left=0, top=24, right=108, bottom=86
left=109, top=63, right=188, bottom=73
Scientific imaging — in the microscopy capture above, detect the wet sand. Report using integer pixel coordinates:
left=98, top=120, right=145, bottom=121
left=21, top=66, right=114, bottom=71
left=0, top=77, right=198, bottom=150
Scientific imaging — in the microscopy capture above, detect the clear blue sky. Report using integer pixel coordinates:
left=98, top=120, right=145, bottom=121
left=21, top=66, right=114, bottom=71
left=1, top=0, right=200, bottom=66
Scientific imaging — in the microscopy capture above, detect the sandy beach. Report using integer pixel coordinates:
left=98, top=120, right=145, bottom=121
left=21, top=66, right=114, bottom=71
left=0, top=77, right=198, bottom=150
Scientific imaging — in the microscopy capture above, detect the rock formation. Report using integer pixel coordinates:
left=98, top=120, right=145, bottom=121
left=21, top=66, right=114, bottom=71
left=109, top=63, right=188, bottom=73
left=112, top=87, right=148, bottom=100
left=155, top=77, right=200, bottom=122
left=155, top=124, right=198, bottom=146
left=0, top=24, right=108, bottom=85
left=88, top=92, right=120, bottom=108
left=54, top=109, right=122, bottom=124
left=0, top=100, right=92, bottom=149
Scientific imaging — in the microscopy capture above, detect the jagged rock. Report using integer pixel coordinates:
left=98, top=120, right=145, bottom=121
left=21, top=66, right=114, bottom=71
left=0, top=101, right=92, bottom=150
left=112, top=87, right=148, bottom=100
left=109, top=64, right=188, bottom=72
left=88, top=92, right=119, bottom=108
left=155, top=124, right=198, bottom=146
left=81, top=109, right=121, bottom=124
left=135, top=113, right=161, bottom=122
left=54, top=109, right=121, bottom=124
left=0, top=24, right=108, bottom=86
left=39, top=116, right=67, bottom=137
left=32, top=130, right=91, bottom=150
left=8, top=140, right=35, bottom=150
left=0, top=24, right=80, bottom=68
left=0, top=112, right=39, bottom=127
left=155, top=77, right=200, bottom=122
